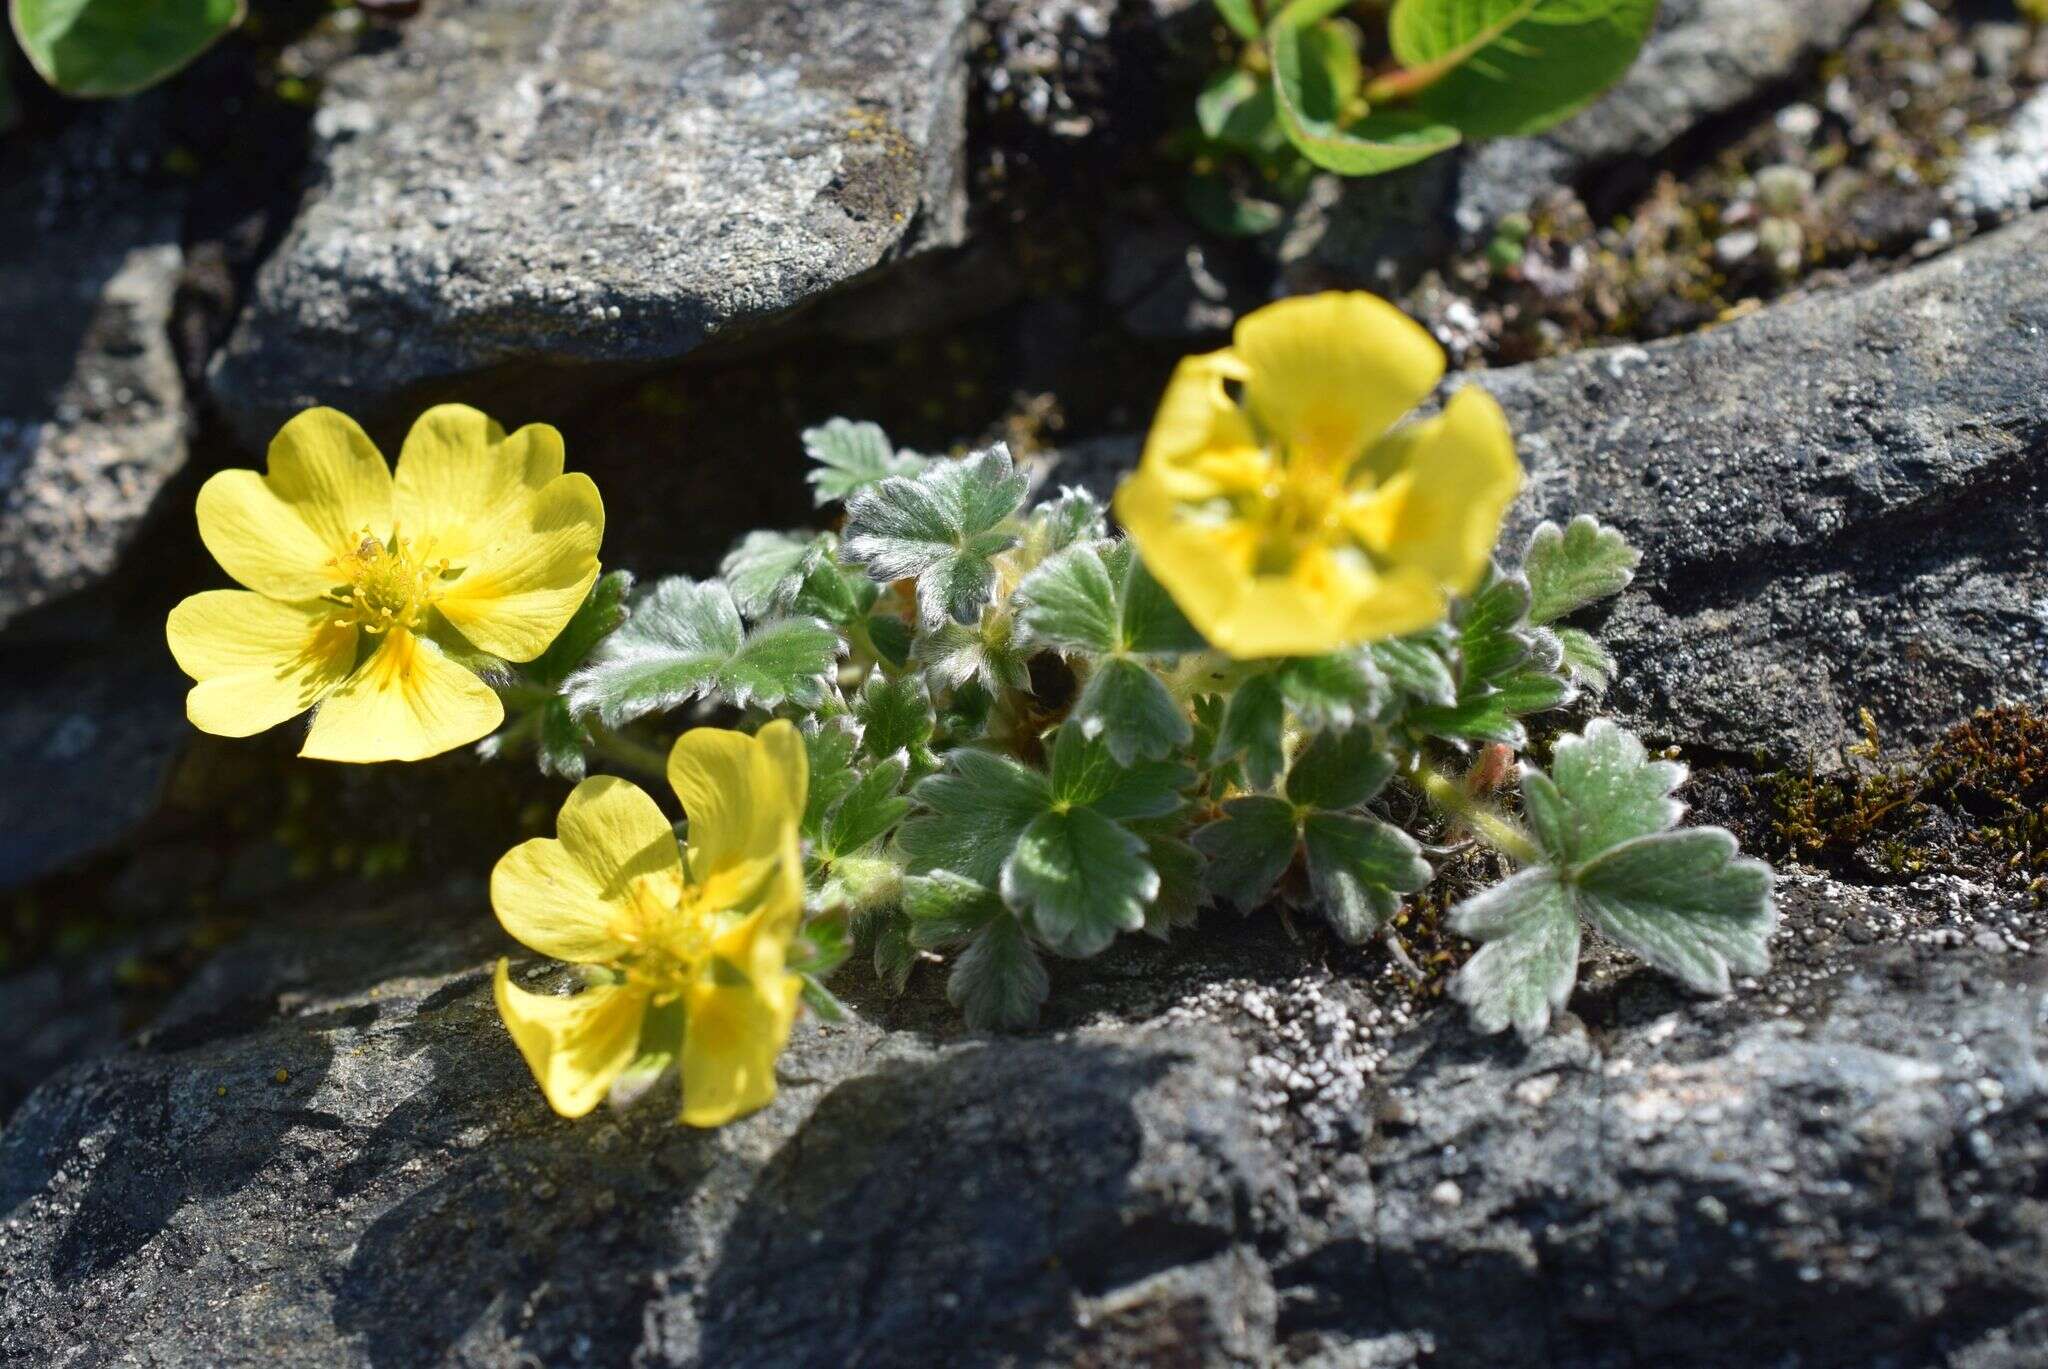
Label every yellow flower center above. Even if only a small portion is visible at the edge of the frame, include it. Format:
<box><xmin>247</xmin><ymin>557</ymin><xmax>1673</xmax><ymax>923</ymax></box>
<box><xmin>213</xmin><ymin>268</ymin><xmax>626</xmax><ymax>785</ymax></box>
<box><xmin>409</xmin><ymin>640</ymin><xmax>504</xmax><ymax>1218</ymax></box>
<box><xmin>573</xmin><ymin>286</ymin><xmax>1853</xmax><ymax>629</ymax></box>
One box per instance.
<box><xmin>606</xmin><ymin>857</ymin><xmax>766</xmax><ymax>991</ymax></box>
<box><xmin>326</xmin><ymin>527</ymin><xmax>450</xmax><ymax>634</ymax></box>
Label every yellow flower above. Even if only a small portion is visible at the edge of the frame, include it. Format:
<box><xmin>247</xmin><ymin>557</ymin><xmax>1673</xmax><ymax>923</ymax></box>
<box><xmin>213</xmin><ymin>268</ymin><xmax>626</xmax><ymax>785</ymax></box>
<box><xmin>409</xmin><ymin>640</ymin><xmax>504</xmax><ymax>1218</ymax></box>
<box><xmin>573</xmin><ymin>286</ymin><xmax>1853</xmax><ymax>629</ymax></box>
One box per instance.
<box><xmin>490</xmin><ymin>721</ymin><xmax>809</xmax><ymax>1127</ymax></box>
<box><xmin>166</xmin><ymin>405</ymin><xmax>605</xmax><ymax>762</ymax></box>
<box><xmin>1113</xmin><ymin>292</ymin><xmax>1522</xmax><ymax>659</ymax></box>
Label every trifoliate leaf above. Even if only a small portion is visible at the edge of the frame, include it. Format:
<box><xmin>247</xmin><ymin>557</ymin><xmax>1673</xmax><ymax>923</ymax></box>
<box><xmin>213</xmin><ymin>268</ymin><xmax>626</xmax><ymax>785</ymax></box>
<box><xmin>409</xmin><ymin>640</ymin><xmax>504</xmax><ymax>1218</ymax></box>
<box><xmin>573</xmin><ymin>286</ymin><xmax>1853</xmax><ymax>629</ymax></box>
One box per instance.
<box><xmin>914</xmin><ymin>617</ymin><xmax>1032</xmax><ymax>694</ymax></box>
<box><xmin>1003</xmin><ymin>806</ymin><xmax>1157</xmax><ymax>957</ymax></box>
<box><xmin>1388</xmin><ymin>0</ymin><xmax>1659</xmax><ymax>141</ymax></box>
<box><xmin>1576</xmin><ymin>829</ymin><xmax>1775</xmax><ymax>994</ymax></box>
<box><xmin>1522</xmin><ymin>516</ymin><xmax>1641</xmax><ymax>625</ymax></box>
<box><xmin>1554</xmin><ymin>625</ymin><xmax>1616</xmax><ymax>696</ymax></box>
<box><xmin>1212</xmin><ymin>672</ymin><xmax>1286</xmax><ymax>789</ymax></box>
<box><xmin>899</xmin><ymin>749</ymin><xmax>1050</xmax><ymax>888</ymax></box>
<box><xmin>853</xmin><ymin>673</ymin><xmax>936</xmax><ymax>767</ymax></box>
<box><xmin>842</xmin><ymin>445</ymin><xmax>1029</xmax><ymax>628</ymax></box>
<box><xmin>803</xmin><ymin>418</ymin><xmax>927</xmax><ymax>506</ymax></box>
<box><xmin>1447</xmin><ymin>868</ymin><xmax>1581</xmax><ymax>1040</ymax></box>
<box><xmin>1276</xmin><ymin>651</ymin><xmax>1388</xmax><ymax>730</ymax></box>
<box><xmin>564</xmin><ymin>579</ymin><xmax>841</xmax><ymax>726</ymax></box>
<box><xmin>1072</xmin><ymin>657</ymin><xmax>1192</xmax><ymax>767</ymax></box>
<box><xmin>1191</xmin><ymin>796</ymin><xmax>1298</xmax><ymax>911</ymax></box>
<box><xmin>819</xmin><ymin>755</ymin><xmax>912</xmax><ymax>860</ymax></box>
<box><xmin>525</xmin><ymin>570</ymin><xmax>633</xmax><ymax>689</ymax></box>
<box><xmin>801</xmin><ymin>717</ymin><xmax>862</xmax><ymax>840</ymax></box>
<box><xmin>1448</xmin><ymin>720</ymin><xmax>1777</xmax><ymax>1041</ymax></box>
<box><xmin>949</xmin><ymin>911</ymin><xmax>1049</xmax><ymax>1031</ymax></box>
<box><xmin>1519</xmin><ymin>718</ymin><xmax>1686</xmax><ymax>865</ymax></box>
<box><xmin>1015</xmin><ymin>540</ymin><xmax>1206</xmax><ymax>657</ymax></box>
<box><xmin>1372</xmin><ymin>636</ymin><xmax>1457</xmax><ymax>708</ymax></box>
<box><xmin>1048</xmin><ymin>722</ymin><xmax>1191</xmax><ymax>820</ymax></box>
<box><xmin>1301</xmin><ymin>812</ymin><xmax>1431</xmax><ymax>942</ymax></box>
<box><xmin>1284</xmin><ymin>727</ymin><xmax>1396</xmax><ymax>812</ymax></box>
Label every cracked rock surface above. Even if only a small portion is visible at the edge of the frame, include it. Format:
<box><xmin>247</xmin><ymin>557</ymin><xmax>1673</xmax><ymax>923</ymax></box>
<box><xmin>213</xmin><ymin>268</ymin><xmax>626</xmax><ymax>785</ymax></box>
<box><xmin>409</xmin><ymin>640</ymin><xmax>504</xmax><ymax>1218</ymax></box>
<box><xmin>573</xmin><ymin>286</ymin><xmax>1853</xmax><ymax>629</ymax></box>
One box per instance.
<box><xmin>207</xmin><ymin>0</ymin><xmax>974</xmax><ymax>446</ymax></box>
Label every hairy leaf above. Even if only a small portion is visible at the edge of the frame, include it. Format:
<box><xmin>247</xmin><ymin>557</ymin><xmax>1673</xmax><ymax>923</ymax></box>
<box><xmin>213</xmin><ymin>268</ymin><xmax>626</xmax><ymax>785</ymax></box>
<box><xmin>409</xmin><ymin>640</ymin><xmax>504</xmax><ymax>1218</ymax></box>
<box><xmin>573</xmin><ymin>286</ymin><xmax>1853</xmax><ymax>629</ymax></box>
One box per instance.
<box><xmin>819</xmin><ymin>755</ymin><xmax>912</xmax><ymax>860</ymax></box>
<box><xmin>1302</xmin><ymin>812</ymin><xmax>1431</xmax><ymax>942</ymax></box>
<box><xmin>903</xmin><ymin>871</ymin><xmax>1006</xmax><ymax>950</ymax></box>
<box><xmin>803</xmin><ymin>418</ymin><xmax>927</xmax><ymax>505</ymax></box>
<box><xmin>564</xmin><ymin>579</ymin><xmax>839</xmax><ymax>726</ymax></box>
<box><xmin>1003</xmin><ymin>806</ymin><xmax>1157</xmax><ymax>957</ymax></box>
<box><xmin>1519</xmin><ymin>718</ymin><xmax>1686</xmax><ymax>865</ymax></box>
<box><xmin>949</xmin><ymin>911</ymin><xmax>1050</xmax><ymax>1031</ymax></box>
<box><xmin>1372</xmin><ymin>635</ymin><xmax>1458</xmax><ymax>707</ymax></box>
<box><xmin>1048</xmin><ymin>722</ymin><xmax>1191</xmax><ymax>820</ymax></box>
<box><xmin>1191</xmin><ymin>796</ymin><xmax>1298</xmax><ymax>911</ymax></box>
<box><xmin>854</xmin><ymin>673</ymin><xmax>936</xmax><ymax>766</ymax></box>
<box><xmin>1073</xmin><ymin>657</ymin><xmax>1193</xmax><ymax>767</ymax></box>
<box><xmin>801</xmin><ymin>717</ymin><xmax>862</xmax><ymax>840</ymax></box>
<box><xmin>526</xmin><ymin>570</ymin><xmax>633</xmax><ymax>689</ymax></box>
<box><xmin>914</xmin><ymin>618</ymin><xmax>1031</xmax><ymax>694</ymax></box>
<box><xmin>842</xmin><ymin>445</ymin><xmax>1028</xmax><ymax>628</ymax></box>
<box><xmin>1554</xmin><ymin>625</ymin><xmax>1615</xmax><ymax>696</ymax></box>
<box><xmin>1284</xmin><ymin>727</ymin><xmax>1396</xmax><ymax>812</ymax></box>
<box><xmin>898</xmin><ymin>749</ymin><xmax>1049</xmax><ymax>888</ymax></box>
<box><xmin>1576</xmin><ymin>829</ymin><xmax>1776</xmax><ymax>994</ymax></box>
<box><xmin>1212</xmin><ymin>673</ymin><xmax>1287</xmax><ymax>789</ymax></box>
<box><xmin>1522</xmin><ymin>515</ymin><xmax>1641</xmax><ymax>625</ymax></box>
<box><xmin>1447</xmin><ymin>867</ymin><xmax>1581</xmax><ymax>1040</ymax></box>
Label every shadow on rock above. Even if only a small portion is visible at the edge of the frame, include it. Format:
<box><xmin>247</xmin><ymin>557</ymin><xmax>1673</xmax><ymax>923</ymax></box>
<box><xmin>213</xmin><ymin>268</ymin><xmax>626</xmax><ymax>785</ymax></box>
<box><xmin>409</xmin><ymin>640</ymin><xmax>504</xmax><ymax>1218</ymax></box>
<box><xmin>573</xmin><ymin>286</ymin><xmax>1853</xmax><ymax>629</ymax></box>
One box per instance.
<box><xmin>698</xmin><ymin>1041</ymin><xmax>1185</xmax><ymax>1365</ymax></box>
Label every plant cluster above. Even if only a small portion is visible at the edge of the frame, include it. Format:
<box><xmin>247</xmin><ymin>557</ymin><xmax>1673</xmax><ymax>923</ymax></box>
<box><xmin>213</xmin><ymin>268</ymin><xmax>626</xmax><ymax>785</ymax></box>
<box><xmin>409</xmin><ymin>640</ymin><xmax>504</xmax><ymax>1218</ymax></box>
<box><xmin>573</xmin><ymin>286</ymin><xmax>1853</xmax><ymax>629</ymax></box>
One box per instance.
<box><xmin>165</xmin><ymin>290</ymin><xmax>1776</xmax><ymax>1126</ymax></box>
<box><xmin>1178</xmin><ymin>0</ymin><xmax>1658</xmax><ymax>235</ymax></box>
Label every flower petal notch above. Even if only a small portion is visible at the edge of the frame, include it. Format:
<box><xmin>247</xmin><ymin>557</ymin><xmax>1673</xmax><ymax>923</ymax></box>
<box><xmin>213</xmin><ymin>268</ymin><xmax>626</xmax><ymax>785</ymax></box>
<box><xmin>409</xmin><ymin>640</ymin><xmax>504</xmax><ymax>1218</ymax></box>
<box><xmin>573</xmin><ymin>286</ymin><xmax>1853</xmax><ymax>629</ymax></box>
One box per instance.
<box><xmin>490</xmin><ymin>722</ymin><xmax>809</xmax><ymax>1126</ymax></box>
<box><xmin>1113</xmin><ymin>291</ymin><xmax>1522</xmax><ymax>659</ymax></box>
<box><xmin>166</xmin><ymin>404</ymin><xmax>605</xmax><ymax>763</ymax></box>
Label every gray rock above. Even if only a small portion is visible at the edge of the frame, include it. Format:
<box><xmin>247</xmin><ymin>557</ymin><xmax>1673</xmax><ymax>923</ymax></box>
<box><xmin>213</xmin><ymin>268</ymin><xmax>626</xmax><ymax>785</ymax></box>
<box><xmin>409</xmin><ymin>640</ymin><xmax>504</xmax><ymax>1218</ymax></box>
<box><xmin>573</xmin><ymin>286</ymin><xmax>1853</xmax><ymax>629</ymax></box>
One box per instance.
<box><xmin>0</xmin><ymin>102</ymin><xmax>191</xmax><ymax>631</ymax></box>
<box><xmin>0</xmin><ymin>860</ymin><xmax>2040</xmax><ymax>1365</ymax></box>
<box><xmin>207</xmin><ymin>0</ymin><xmax>975</xmax><ymax>447</ymax></box>
<box><xmin>1282</xmin><ymin>0</ymin><xmax>1873</xmax><ymax>290</ymax></box>
<box><xmin>1052</xmin><ymin>212</ymin><xmax>2048</xmax><ymax>766</ymax></box>
<box><xmin>1949</xmin><ymin>85</ymin><xmax>2048</xmax><ymax>223</ymax></box>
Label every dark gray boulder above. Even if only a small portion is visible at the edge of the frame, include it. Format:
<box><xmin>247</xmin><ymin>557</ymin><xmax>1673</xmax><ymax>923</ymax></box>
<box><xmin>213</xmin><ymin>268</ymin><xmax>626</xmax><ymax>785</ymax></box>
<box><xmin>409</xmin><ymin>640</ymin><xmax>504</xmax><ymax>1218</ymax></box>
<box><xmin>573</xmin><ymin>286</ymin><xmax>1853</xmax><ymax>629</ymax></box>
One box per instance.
<box><xmin>0</xmin><ymin>100</ymin><xmax>191</xmax><ymax>631</ymax></box>
<box><xmin>207</xmin><ymin>0</ymin><xmax>975</xmax><ymax>447</ymax></box>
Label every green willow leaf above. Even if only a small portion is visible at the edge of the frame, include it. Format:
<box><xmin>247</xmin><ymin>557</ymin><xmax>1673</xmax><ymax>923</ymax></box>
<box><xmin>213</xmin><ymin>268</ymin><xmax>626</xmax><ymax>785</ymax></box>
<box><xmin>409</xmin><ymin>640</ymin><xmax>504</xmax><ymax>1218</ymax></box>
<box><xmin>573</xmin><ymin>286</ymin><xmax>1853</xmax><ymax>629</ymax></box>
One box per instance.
<box><xmin>1269</xmin><ymin>4</ymin><xmax>1460</xmax><ymax>176</ymax></box>
<box><xmin>1386</xmin><ymin>0</ymin><xmax>1658</xmax><ymax>141</ymax></box>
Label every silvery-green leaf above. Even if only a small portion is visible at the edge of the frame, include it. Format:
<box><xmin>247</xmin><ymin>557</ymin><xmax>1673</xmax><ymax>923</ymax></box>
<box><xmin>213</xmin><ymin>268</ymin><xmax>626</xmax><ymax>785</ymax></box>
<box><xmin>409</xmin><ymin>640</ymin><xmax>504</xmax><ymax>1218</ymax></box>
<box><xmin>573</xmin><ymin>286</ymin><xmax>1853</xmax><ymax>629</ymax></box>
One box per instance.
<box><xmin>1026</xmin><ymin>487</ymin><xmax>1108</xmax><ymax>557</ymax></box>
<box><xmin>1072</xmin><ymin>657</ymin><xmax>1192</xmax><ymax>767</ymax></box>
<box><xmin>1276</xmin><ymin>651</ymin><xmax>1388</xmax><ymax>730</ymax></box>
<box><xmin>1002</xmin><ymin>807</ymin><xmax>1156</xmax><ymax>957</ymax></box>
<box><xmin>1575</xmin><ymin>829</ymin><xmax>1775</xmax><ymax>995</ymax></box>
<box><xmin>563</xmin><ymin>578</ymin><xmax>840</xmax><ymax>726</ymax></box>
<box><xmin>1212</xmin><ymin>673</ymin><xmax>1286</xmax><ymax>789</ymax></box>
<box><xmin>1372</xmin><ymin>636</ymin><xmax>1457</xmax><ymax>708</ymax></box>
<box><xmin>1302</xmin><ymin>812</ymin><xmax>1431</xmax><ymax>942</ymax></box>
<box><xmin>1522</xmin><ymin>516</ymin><xmax>1641</xmax><ymax>625</ymax></box>
<box><xmin>1520</xmin><ymin>718</ymin><xmax>1686</xmax><ymax>865</ymax></box>
<box><xmin>819</xmin><ymin>755</ymin><xmax>912</xmax><ymax>860</ymax></box>
<box><xmin>854</xmin><ymin>673</ymin><xmax>936</xmax><ymax>766</ymax></box>
<box><xmin>1284</xmin><ymin>727</ymin><xmax>1395</xmax><ymax>812</ymax></box>
<box><xmin>1458</xmin><ymin>566</ymin><xmax>1535</xmax><ymax>682</ymax></box>
<box><xmin>842</xmin><ymin>445</ymin><xmax>1028</xmax><ymax>628</ymax></box>
<box><xmin>903</xmin><ymin>871</ymin><xmax>1005</xmax><ymax>949</ymax></box>
<box><xmin>1406</xmin><ymin>690</ymin><xmax>1527</xmax><ymax>748</ymax></box>
<box><xmin>913</xmin><ymin>618</ymin><xmax>1031</xmax><ymax>694</ymax></box>
<box><xmin>535</xmin><ymin>698</ymin><xmax>591</xmax><ymax>782</ymax></box>
<box><xmin>1015</xmin><ymin>542</ymin><xmax>1120</xmax><ymax>654</ymax></box>
<box><xmin>1048</xmin><ymin>721</ymin><xmax>1191</xmax><ymax>820</ymax></box>
<box><xmin>1110</xmin><ymin>542</ymin><xmax>1208</xmax><ymax>654</ymax></box>
<box><xmin>1191</xmin><ymin>796</ymin><xmax>1298</xmax><ymax>911</ymax></box>
<box><xmin>720</xmin><ymin>530</ymin><xmax>822</xmax><ymax>619</ymax></box>
<box><xmin>801</xmin><ymin>717</ymin><xmax>862</xmax><ymax>840</ymax></box>
<box><xmin>803</xmin><ymin>418</ymin><xmax>927</xmax><ymax>505</ymax></box>
<box><xmin>1447</xmin><ymin>867</ymin><xmax>1581</xmax><ymax>1041</ymax></box>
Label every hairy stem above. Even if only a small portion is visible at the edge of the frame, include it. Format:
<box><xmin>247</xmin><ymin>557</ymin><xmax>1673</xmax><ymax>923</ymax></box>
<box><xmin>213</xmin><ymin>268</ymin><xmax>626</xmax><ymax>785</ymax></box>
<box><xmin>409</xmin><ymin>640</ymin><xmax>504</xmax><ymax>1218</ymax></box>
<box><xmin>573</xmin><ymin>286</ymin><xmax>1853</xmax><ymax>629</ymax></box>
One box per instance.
<box><xmin>586</xmin><ymin>721</ymin><xmax>671</xmax><ymax>782</ymax></box>
<box><xmin>1414</xmin><ymin>762</ymin><xmax>1541</xmax><ymax>866</ymax></box>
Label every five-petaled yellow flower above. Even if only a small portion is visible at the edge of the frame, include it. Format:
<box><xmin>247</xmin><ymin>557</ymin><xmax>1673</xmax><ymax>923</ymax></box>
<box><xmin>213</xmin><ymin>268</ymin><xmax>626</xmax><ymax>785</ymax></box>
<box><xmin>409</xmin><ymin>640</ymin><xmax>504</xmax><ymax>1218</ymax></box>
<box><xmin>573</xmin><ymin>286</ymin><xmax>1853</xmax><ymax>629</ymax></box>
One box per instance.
<box><xmin>1114</xmin><ymin>292</ymin><xmax>1522</xmax><ymax>658</ymax></box>
<box><xmin>166</xmin><ymin>405</ymin><xmax>605</xmax><ymax>762</ymax></box>
<box><xmin>491</xmin><ymin>722</ymin><xmax>809</xmax><ymax>1127</ymax></box>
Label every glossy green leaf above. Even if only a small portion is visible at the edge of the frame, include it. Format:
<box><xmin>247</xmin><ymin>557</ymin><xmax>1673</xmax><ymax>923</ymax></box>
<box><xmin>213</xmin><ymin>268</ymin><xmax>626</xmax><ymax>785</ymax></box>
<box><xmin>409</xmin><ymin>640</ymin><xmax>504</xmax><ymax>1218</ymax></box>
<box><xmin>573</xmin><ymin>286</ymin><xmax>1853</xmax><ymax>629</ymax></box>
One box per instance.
<box><xmin>13</xmin><ymin>0</ymin><xmax>244</xmax><ymax>98</ymax></box>
<box><xmin>1387</xmin><ymin>0</ymin><xmax>1658</xmax><ymax>140</ymax></box>
<box><xmin>1270</xmin><ymin>4</ymin><xmax>1461</xmax><ymax>176</ymax></box>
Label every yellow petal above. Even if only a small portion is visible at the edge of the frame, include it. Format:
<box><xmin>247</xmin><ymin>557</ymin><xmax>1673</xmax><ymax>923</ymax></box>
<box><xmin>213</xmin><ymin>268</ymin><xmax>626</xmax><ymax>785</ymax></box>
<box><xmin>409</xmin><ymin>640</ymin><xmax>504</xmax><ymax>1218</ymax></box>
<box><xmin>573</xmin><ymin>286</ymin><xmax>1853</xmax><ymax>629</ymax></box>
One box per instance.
<box><xmin>1369</xmin><ymin>386</ymin><xmax>1523</xmax><ymax>594</ymax></box>
<box><xmin>392</xmin><ymin>405</ymin><xmax>605</xmax><ymax>663</ymax></box>
<box><xmin>665</xmin><ymin>723</ymin><xmax>807</xmax><ymax>883</ymax></box>
<box><xmin>300</xmin><ymin>626</ymin><xmax>503</xmax><ymax>762</ymax></box>
<box><xmin>493</xmin><ymin>959</ymin><xmax>646</xmax><ymax>1118</ymax></box>
<box><xmin>196</xmin><ymin>408</ymin><xmax>395</xmax><ymax>600</ymax></box>
<box><xmin>1233</xmin><ymin>293</ymin><xmax>1445</xmax><ymax>466</ymax></box>
<box><xmin>680</xmin><ymin>912</ymin><xmax>803</xmax><ymax>1127</ymax></box>
<box><xmin>1115</xmin><ymin>464</ymin><xmax>1251</xmax><ymax>654</ymax></box>
<box><xmin>166</xmin><ymin>590</ymin><xmax>359</xmax><ymax>737</ymax></box>
<box><xmin>1139</xmin><ymin>349</ymin><xmax>1257</xmax><ymax>479</ymax></box>
<box><xmin>492</xmin><ymin>775</ymin><xmax>684</xmax><ymax>963</ymax></box>
<box><xmin>434</xmin><ymin>474</ymin><xmax>604</xmax><ymax>662</ymax></box>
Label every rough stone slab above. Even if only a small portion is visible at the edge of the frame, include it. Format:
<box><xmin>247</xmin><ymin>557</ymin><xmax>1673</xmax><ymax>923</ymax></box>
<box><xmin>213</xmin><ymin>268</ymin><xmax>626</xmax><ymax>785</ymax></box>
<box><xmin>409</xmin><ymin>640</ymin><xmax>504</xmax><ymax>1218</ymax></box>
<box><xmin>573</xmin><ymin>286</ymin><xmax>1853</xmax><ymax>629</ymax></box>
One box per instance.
<box><xmin>207</xmin><ymin>0</ymin><xmax>974</xmax><ymax>447</ymax></box>
<box><xmin>0</xmin><ymin>102</ymin><xmax>191</xmax><ymax>631</ymax></box>
<box><xmin>1048</xmin><ymin>213</ymin><xmax>2048</xmax><ymax>765</ymax></box>
<box><xmin>0</xmin><ymin>866</ymin><xmax>2040</xmax><ymax>1365</ymax></box>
